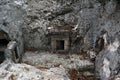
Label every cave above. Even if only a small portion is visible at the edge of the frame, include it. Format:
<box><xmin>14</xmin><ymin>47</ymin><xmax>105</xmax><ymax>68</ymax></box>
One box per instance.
<box><xmin>0</xmin><ymin>39</ymin><xmax>9</xmax><ymax>46</ymax></box>
<box><xmin>0</xmin><ymin>30</ymin><xmax>9</xmax><ymax>63</ymax></box>
<box><xmin>56</xmin><ymin>40</ymin><xmax>65</xmax><ymax>50</ymax></box>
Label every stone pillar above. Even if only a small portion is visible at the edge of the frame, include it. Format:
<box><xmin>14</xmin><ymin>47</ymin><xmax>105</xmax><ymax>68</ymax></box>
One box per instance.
<box><xmin>51</xmin><ymin>40</ymin><xmax>56</xmax><ymax>51</ymax></box>
<box><xmin>4</xmin><ymin>41</ymin><xmax>18</xmax><ymax>62</ymax></box>
<box><xmin>64</xmin><ymin>39</ymin><xmax>69</xmax><ymax>50</ymax></box>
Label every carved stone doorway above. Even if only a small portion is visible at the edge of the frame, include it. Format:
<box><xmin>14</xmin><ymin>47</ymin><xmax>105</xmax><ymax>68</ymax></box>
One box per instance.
<box><xmin>51</xmin><ymin>38</ymin><xmax>69</xmax><ymax>51</ymax></box>
<box><xmin>56</xmin><ymin>40</ymin><xmax>64</xmax><ymax>50</ymax></box>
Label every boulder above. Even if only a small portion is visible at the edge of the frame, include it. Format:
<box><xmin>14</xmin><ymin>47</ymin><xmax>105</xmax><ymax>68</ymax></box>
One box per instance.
<box><xmin>95</xmin><ymin>38</ymin><xmax>120</xmax><ymax>80</ymax></box>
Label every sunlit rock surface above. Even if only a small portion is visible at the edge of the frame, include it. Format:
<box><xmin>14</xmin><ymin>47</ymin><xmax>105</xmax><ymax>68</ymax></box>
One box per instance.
<box><xmin>1</xmin><ymin>0</ymin><xmax>120</xmax><ymax>51</ymax></box>
<box><xmin>0</xmin><ymin>0</ymin><xmax>120</xmax><ymax>79</ymax></box>
<box><xmin>0</xmin><ymin>60</ymin><xmax>70</xmax><ymax>80</ymax></box>
<box><xmin>0</xmin><ymin>0</ymin><xmax>26</xmax><ymax>61</ymax></box>
<box><xmin>22</xmin><ymin>0</ymin><xmax>120</xmax><ymax>51</ymax></box>
<box><xmin>95</xmin><ymin>38</ymin><xmax>120</xmax><ymax>80</ymax></box>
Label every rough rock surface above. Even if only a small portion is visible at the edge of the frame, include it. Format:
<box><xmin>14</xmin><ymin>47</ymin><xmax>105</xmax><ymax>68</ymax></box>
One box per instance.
<box><xmin>1</xmin><ymin>0</ymin><xmax>120</xmax><ymax>79</ymax></box>
<box><xmin>22</xmin><ymin>0</ymin><xmax>120</xmax><ymax>51</ymax></box>
<box><xmin>95</xmin><ymin>37</ymin><xmax>120</xmax><ymax>80</ymax></box>
<box><xmin>0</xmin><ymin>0</ymin><xmax>26</xmax><ymax>59</ymax></box>
<box><xmin>0</xmin><ymin>60</ymin><xmax>70</xmax><ymax>80</ymax></box>
<box><xmin>1</xmin><ymin>0</ymin><xmax>120</xmax><ymax>51</ymax></box>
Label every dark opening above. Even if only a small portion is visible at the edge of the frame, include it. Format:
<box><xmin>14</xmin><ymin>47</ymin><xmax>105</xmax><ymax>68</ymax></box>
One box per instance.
<box><xmin>95</xmin><ymin>37</ymin><xmax>104</xmax><ymax>51</ymax></box>
<box><xmin>15</xmin><ymin>47</ymin><xmax>19</xmax><ymax>59</ymax></box>
<box><xmin>56</xmin><ymin>40</ymin><xmax>64</xmax><ymax>50</ymax></box>
<box><xmin>0</xmin><ymin>31</ymin><xmax>9</xmax><ymax>63</ymax></box>
<box><xmin>0</xmin><ymin>39</ymin><xmax>9</xmax><ymax>46</ymax></box>
<box><xmin>0</xmin><ymin>39</ymin><xmax>9</xmax><ymax>63</ymax></box>
<box><xmin>0</xmin><ymin>51</ymin><xmax>5</xmax><ymax>63</ymax></box>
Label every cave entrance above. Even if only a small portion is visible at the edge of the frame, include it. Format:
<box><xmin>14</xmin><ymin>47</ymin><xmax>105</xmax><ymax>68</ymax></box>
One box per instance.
<box><xmin>0</xmin><ymin>39</ymin><xmax>9</xmax><ymax>46</ymax></box>
<box><xmin>56</xmin><ymin>40</ymin><xmax>64</xmax><ymax>50</ymax></box>
<box><xmin>0</xmin><ymin>30</ymin><xmax>9</xmax><ymax>63</ymax></box>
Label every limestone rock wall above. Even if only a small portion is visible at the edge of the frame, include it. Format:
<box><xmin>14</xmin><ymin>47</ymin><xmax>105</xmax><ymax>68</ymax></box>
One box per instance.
<box><xmin>22</xmin><ymin>0</ymin><xmax>120</xmax><ymax>51</ymax></box>
<box><xmin>95</xmin><ymin>37</ymin><xmax>120</xmax><ymax>80</ymax></box>
<box><xmin>0</xmin><ymin>0</ymin><xmax>26</xmax><ymax>58</ymax></box>
<box><xmin>1</xmin><ymin>0</ymin><xmax>120</xmax><ymax>79</ymax></box>
<box><xmin>0</xmin><ymin>0</ymin><xmax>120</xmax><ymax>54</ymax></box>
<box><xmin>1</xmin><ymin>0</ymin><xmax>120</xmax><ymax>52</ymax></box>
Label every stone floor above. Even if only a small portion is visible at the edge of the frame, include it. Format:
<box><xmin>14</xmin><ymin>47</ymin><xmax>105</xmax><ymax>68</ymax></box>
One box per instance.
<box><xmin>23</xmin><ymin>51</ymin><xmax>95</xmax><ymax>80</ymax></box>
<box><xmin>23</xmin><ymin>51</ymin><xmax>93</xmax><ymax>69</ymax></box>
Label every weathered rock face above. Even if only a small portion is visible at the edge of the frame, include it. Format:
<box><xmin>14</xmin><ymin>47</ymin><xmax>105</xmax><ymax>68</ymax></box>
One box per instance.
<box><xmin>95</xmin><ymin>37</ymin><xmax>120</xmax><ymax>80</ymax></box>
<box><xmin>78</xmin><ymin>0</ymin><xmax>120</xmax><ymax>51</ymax></box>
<box><xmin>1</xmin><ymin>0</ymin><xmax>120</xmax><ymax>79</ymax></box>
<box><xmin>21</xmin><ymin>0</ymin><xmax>120</xmax><ymax>51</ymax></box>
<box><xmin>0</xmin><ymin>0</ymin><xmax>26</xmax><ymax>59</ymax></box>
<box><xmin>0</xmin><ymin>61</ymin><xmax>70</xmax><ymax>80</ymax></box>
<box><xmin>0</xmin><ymin>0</ymin><xmax>120</xmax><ymax>52</ymax></box>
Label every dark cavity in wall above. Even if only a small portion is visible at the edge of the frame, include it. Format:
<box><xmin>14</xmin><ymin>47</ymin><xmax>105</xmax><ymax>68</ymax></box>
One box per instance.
<box><xmin>0</xmin><ymin>30</ymin><xmax>9</xmax><ymax>63</ymax></box>
<box><xmin>0</xmin><ymin>39</ymin><xmax>9</xmax><ymax>46</ymax></box>
<box><xmin>14</xmin><ymin>47</ymin><xmax>19</xmax><ymax>59</ymax></box>
<box><xmin>95</xmin><ymin>37</ymin><xmax>104</xmax><ymax>52</ymax></box>
<box><xmin>56</xmin><ymin>40</ymin><xmax>65</xmax><ymax>50</ymax></box>
<box><xmin>0</xmin><ymin>51</ymin><xmax>5</xmax><ymax>63</ymax></box>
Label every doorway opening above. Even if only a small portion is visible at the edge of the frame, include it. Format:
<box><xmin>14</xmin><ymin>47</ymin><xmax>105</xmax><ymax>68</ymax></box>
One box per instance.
<box><xmin>0</xmin><ymin>39</ymin><xmax>9</xmax><ymax>46</ymax></box>
<box><xmin>56</xmin><ymin>40</ymin><xmax>64</xmax><ymax>50</ymax></box>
